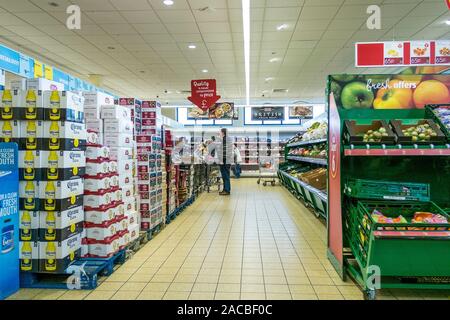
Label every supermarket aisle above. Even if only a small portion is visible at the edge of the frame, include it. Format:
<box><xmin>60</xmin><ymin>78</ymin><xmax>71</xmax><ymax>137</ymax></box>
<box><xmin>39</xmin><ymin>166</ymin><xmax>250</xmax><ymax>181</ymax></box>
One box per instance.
<box><xmin>9</xmin><ymin>179</ymin><xmax>450</xmax><ymax>300</ymax></box>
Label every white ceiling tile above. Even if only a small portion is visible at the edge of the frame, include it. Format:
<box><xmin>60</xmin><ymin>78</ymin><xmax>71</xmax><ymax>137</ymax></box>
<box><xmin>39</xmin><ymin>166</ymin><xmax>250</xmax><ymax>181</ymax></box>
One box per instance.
<box><xmin>336</xmin><ymin>5</ymin><xmax>367</xmax><ymax>19</ymax></box>
<box><xmin>121</xmin><ymin>11</ymin><xmax>160</xmax><ymax>24</ymax></box>
<box><xmin>156</xmin><ymin>10</ymin><xmax>195</xmax><ymax>22</ymax></box>
<box><xmin>300</xmin><ymin>6</ymin><xmax>339</xmax><ymax>20</ymax></box>
<box><xmin>150</xmin><ymin>42</ymin><xmax>179</xmax><ymax>51</ymax></box>
<box><xmin>295</xmin><ymin>19</ymin><xmax>330</xmax><ymax>31</ymax></box>
<box><xmin>0</xmin><ymin>0</ymin><xmax>41</xmax><ymax>12</ymax></box>
<box><xmin>291</xmin><ymin>29</ymin><xmax>324</xmax><ymax>40</ymax></box>
<box><xmin>100</xmin><ymin>23</ymin><xmax>136</xmax><ymax>35</ymax></box>
<box><xmin>37</xmin><ymin>24</ymin><xmax>74</xmax><ymax>36</ymax></box>
<box><xmin>85</xmin><ymin>11</ymin><xmax>127</xmax><ymax>24</ymax></box>
<box><xmin>172</xmin><ymin>33</ymin><xmax>203</xmax><ymax>42</ymax></box>
<box><xmin>166</xmin><ymin>23</ymin><xmax>200</xmax><ymax>34</ymax></box>
<box><xmin>265</xmin><ymin>7</ymin><xmax>301</xmax><ymax>21</ymax></box>
<box><xmin>262</xmin><ymin>32</ymin><xmax>293</xmax><ymax>42</ymax></box>
<box><xmin>48</xmin><ymin>11</ymin><xmax>95</xmax><ymax>24</ymax></box>
<box><xmin>142</xmin><ymin>34</ymin><xmax>176</xmax><ymax>43</ymax></box>
<box><xmin>289</xmin><ymin>40</ymin><xmax>317</xmax><ymax>49</ymax></box>
<box><xmin>148</xmin><ymin>0</ymin><xmax>190</xmax><ymax>10</ymax></box>
<box><xmin>133</xmin><ymin>23</ymin><xmax>168</xmax><ymax>34</ymax></box>
<box><xmin>193</xmin><ymin>8</ymin><xmax>228</xmax><ymax>22</ymax></box>
<box><xmin>14</xmin><ymin>12</ymin><xmax>62</xmax><ymax>25</ymax></box>
<box><xmin>72</xmin><ymin>0</ymin><xmax>116</xmax><ymax>10</ymax></box>
<box><xmin>202</xmin><ymin>33</ymin><xmax>232</xmax><ymax>42</ymax></box>
<box><xmin>198</xmin><ymin>22</ymin><xmax>231</xmax><ymax>33</ymax></box>
<box><xmin>188</xmin><ymin>0</ymin><xmax>228</xmax><ymax>9</ymax></box>
<box><xmin>266</xmin><ymin>0</ymin><xmax>304</xmax><ymax>7</ymax></box>
<box><xmin>110</xmin><ymin>0</ymin><xmax>153</xmax><ymax>10</ymax></box>
<box><xmin>75</xmin><ymin>24</ymin><xmax>107</xmax><ymax>36</ymax></box>
<box><xmin>328</xmin><ymin>18</ymin><xmax>365</xmax><ymax>30</ymax></box>
<box><xmin>0</xmin><ymin>13</ymin><xmax>30</xmax><ymax>25</ymax></box>
<box><xmin>112</xmin><ymin>35</ymin><xmax>146</xmax><ymax>45</ymax></box>
<box><xmin>3</xmin><ymin>25</ymin><xmax>46</xmax><ymax>36</ymax></box>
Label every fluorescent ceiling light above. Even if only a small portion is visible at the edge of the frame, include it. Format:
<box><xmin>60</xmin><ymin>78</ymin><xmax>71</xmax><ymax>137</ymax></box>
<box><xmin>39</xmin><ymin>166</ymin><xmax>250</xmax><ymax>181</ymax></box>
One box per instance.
<box><xmin>242</xmin><ymin>0</ymin><xmax>250</xmax><ymax>107</ymax></box>
<box><xmin>276</xmin><ymin>24</ymin><xmax>288</xmax><ymax>31</ymax></box>
<box><xmin>188</xmin><ymin>44</ymin><xmax>196</xmax><ymax>49</ymax></box>
<box><xmin>202</xmin><ymin>69</ymin><xmax>208</xmax><ymax>73</ymax></box>
<box><xmin>446</xmin><ymin>20</ymin><xmax>450</xmax><ymax>25</ymax></box>
<box><xmin>163</xmin><ymin>0</ymin><xmax>174</xmax><ymax>6</ymax></box>
<box><xmin>265</xmin><ymin>77</ymin><xmax>274</xmax><ymax>82</ymax></box>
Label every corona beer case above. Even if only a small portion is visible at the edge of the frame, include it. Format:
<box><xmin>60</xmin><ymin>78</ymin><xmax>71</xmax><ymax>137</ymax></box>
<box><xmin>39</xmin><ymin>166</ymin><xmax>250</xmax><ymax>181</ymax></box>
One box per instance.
<box><xmin>17</xmin><ymin>120</ymin><xmax>44</xmax><ymax>150</ymax></box>
<box><xmin>19</xmin><ymin>210</ymin><xmax>39</xmax><ymax>242</ymax></box>
<box><xmin>38</xmin><ymin>206</ymin><xmax>84</xmax><ymax>242</ymax></box>
<box><xmin>41</xmin><ymin>121</ymin><xmax>86</xmax><ymax>151</ymax></box>
<box><xmin>0</xmin><ymin>90</ymin><xmax>21</xmax><ymax>120</ymax></box>
<box><xmin>19</xmin><ymin>241</ymin><xmax>39</xmax><ymax>272</ymax></box>
<box><xmin>26</xmin><ymin>78</ymin><xmax>64</xmax><ymax>92</ymax></box>
<box><xmin>19</xmin><ymin>180</ymin><xmax>40</xmax><ymax>211</ymax></box>
<box><xmin>0</xmin><ymin>119</ymin><xmax>20</xmax><ymax>144</ymax></box>
<box><xmin>38</xmin><ymin>233</ymin><xmax>82</xmax><ymax>273</ymax></box>
<box><xmin>18</xmin><ymin>150</ymin><xmax>42</xmax><ymax>181</ymax></box>
<box><xmin>17</xmin><ymin>90</ymin><xmax>45</xmax><ymax>120</ymax></box>
<box><xmin>38</xmin><ymin>179</ymin><xmax>84</xmax><ymax>212</ymax></box>
<box><xmin>39</xmin><ymin>150</ymin><xmax>86</xmax><ymax>181</ymax></box>
<box><xmin>43</xmin><ymin>91</ymin><xmax>84</xmax><ymax>123</ymax></box>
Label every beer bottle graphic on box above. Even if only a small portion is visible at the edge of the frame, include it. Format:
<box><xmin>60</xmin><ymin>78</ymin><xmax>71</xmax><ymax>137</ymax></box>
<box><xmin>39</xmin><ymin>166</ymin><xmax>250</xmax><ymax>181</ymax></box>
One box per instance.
<box><xmin>1</xmin><ymin>89</ymin><xmax>13</xmax><ymax>119</ymax></box>
<box><xmin>21</xmin><ymin>242</ymin><xmax>33</xmax><ymax>271</ymax></box>
<box><xmin>49</xmin><ymin>91</ymin><xmax>61</xmax><ymax>121</ymax></box>
<box><xmin>23</xmin><ymin>151</ymin><xmax>35</xmax><ymax>180</ymax></box>
<box><xmin>25</xmin><ymin>90</ymin><xmax>37</xmax><ymax>120</ymax></box>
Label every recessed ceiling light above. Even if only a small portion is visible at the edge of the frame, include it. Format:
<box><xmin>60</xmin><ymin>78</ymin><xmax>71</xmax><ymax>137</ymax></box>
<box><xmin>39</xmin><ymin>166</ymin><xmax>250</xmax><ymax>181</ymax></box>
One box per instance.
<box><xmin>48</xmin><ymin>2</ymin><xmax>59</xmax><ymax>7</ymax></box>
<box><xmin>163</xmin><ymin>0</ymin><xmax>174</xmax><ymax>6</ymax></box>
<box><xmin>269</xmin><ymin>57</ymin><xmax>280</xmax><ymax>63</ymax></box>
<box><xmin>276</xmin><ymin>24</ymin><xmax>288</xmax><ymax>31</ymax></box>
<box><xmin>188</xmin><ymin>44</ymin><xmax>196</xmax><ymax>49</ymax></box>
<box><xmin>265</xmin><ymin>77</ymin><xmax>274</xmax><ymax>82</ymax></box>
<box><xmin>446</xmin><ymin>20</ymin><xmax>450</xmax><ymax>26</ymax></box>
<box><xmin>107</xmin><ymin>46</ymin><xmax>115</xmax><ymax>50</ymax></box>
<box><xmin>202</xmin><ymin>69</ymin><xmax>208</xmax><ymax>73</ymax></box>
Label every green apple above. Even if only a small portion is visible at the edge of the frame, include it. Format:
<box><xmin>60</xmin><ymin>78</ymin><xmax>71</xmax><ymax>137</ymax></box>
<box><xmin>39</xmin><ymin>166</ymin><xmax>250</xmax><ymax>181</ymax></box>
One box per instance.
<box><xmin>331</xmin><ymin>74</ymin><xmax>356</xmax><ymax>83</ymax></box>
<box><xmin>341</xmin><ymin>82</ymin><xmax>374</xmax><ymax>109</ymax></box>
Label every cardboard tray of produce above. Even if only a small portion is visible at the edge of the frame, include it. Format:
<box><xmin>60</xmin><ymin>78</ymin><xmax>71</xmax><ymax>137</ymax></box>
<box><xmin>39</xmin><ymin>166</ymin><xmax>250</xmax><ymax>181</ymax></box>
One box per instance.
<box><xmin>344</xmin><ymin>120</ymin><xmax>396</xmax><ymax>145</ymax></box>
<box><xmin>425</xmin><ymin>105</ymin><xmax>450</xmax><ymax>141</ymax></box>
<box><xmin>390</xmin><ymin>119</ymin><xmax>446</xmax><ymax>145</ymax></box>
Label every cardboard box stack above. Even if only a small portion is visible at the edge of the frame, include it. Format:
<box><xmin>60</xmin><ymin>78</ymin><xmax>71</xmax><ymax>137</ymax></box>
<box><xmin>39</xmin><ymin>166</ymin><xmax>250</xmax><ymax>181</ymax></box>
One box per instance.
<box><xmin>82</xmin><ymin>93</ymin><xmax>139</xmax><ymax>257</ymax></box>
<box><xmin>0</xmin><ymin>78</ymin><xmax>87</xmax><ymax>274</ymax></box>
<box><xmin>163</xmin><ymin>129</ymin><xmax>177</xmax><ymax>216</ymax></box>
<box><xmin>136</xmin><ymin>101</ymin><xmax>164</xmax><ymax>231</ymax></box>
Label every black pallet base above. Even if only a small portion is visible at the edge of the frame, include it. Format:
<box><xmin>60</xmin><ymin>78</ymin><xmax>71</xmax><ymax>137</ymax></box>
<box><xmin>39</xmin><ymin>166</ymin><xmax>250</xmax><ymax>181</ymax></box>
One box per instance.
<box><xmin>146</xmin><ymin>223</ymin><xmax>163</xmax><ymax>241</ymax></box>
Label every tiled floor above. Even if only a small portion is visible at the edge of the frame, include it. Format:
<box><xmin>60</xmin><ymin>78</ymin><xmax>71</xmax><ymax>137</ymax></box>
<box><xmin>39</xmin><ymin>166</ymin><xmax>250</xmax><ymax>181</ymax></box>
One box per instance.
<box><xmin>9</xmin><ymin>179</ymin><xmax>450</xmax><ymax>300</ymax></box>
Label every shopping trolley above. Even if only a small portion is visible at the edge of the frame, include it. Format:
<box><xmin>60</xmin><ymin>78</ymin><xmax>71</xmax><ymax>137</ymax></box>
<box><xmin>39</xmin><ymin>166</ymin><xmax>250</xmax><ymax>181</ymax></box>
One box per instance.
<box><xmin>257</xmin><ymin>157</ymin><xmax>278</xmax><ymax>186</ymax></box>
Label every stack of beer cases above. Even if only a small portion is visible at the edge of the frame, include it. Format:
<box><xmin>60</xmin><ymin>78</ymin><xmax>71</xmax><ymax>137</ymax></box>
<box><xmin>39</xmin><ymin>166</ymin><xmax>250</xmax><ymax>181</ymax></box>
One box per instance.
<box><xmin>160</xmin><ymin>154</ymin><xmax>167</xmax><ymax>222</ymax></box>
<box><xmin>136</xmin><ymin>101</ymin><xmax>164</xmax><ymax>231</ymax></box>
<box><xmin>0</xmin><ymin>78</ymin><xmax>87</xmax><ymax>274</ymax></box>
<box><xmin>162</xmin><ymin>129</ymin><xmax>177</xmax><ymax>217</ymax></box>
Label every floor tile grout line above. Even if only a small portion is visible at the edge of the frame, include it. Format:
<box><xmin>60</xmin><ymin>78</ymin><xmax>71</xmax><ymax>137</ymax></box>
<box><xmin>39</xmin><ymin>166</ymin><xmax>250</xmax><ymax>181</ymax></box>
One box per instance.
<box><xmin>211</xmin><ymin>191</ymin><xmax>240</xmax><ymax>299</ymax></box>
<box><xmin>129</xmin><ymin>193</ymin><xmax>220</xmax><ymax>299</ymax></box>
<box><xmin>253</xmin><ymin>187</ymin><xmax>268</xmax><ymax>300</ymax></box>
<box><xmin>261</xmin><ymin>197</ymin><xmax>293</xmax><ymax>299</ymax></box>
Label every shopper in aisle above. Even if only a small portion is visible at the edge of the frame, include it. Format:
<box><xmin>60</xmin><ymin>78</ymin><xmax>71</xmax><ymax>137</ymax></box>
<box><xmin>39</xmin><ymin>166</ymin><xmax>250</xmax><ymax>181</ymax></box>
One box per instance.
<box><xmin>232</xmin><ymin>144</ymin><xmax>242</xmax><ymax>178</ymax></box>
<box><xmin>208</xmin><ymin>128</ymin><xmax>234</xmax><ymax>195</ymax></box>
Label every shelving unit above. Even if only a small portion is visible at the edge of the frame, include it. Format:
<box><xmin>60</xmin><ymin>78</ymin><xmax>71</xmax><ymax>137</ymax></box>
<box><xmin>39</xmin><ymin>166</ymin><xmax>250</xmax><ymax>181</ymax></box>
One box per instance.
<box><xmin>286</xmin><ymin>156</ymin><xmax>327</xmax><ymax>166</ymax></box>
<box><xmin>327</xmin><ymin>73</ymin><xmax>450</xmax><ymax>300</ymax></box>
<box><xmin>287</xmin><ymin>138</ymin><xmax>328</xmax><ymax>148</ymax></box>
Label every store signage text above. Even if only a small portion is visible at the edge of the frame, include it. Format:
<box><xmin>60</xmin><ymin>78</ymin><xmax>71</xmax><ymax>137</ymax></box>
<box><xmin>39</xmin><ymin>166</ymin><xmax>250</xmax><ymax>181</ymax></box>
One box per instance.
<box><xmin>187</xmin><ymin>79</ymin><xmax>221</xmax><ymax>111</ymax></box>
<box><xmin>251</xmin><ymin>106</ymin><xmax>284</xmax><ymax>120</ymax></box>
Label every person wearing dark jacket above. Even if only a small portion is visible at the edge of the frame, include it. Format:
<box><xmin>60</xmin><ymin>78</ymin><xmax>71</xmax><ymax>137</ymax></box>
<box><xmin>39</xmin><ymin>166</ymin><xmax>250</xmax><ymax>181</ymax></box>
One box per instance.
<box><xmin>208</xmin><ymin>128</ymin><xmax>233</xmax><ymax>195</ymax></box>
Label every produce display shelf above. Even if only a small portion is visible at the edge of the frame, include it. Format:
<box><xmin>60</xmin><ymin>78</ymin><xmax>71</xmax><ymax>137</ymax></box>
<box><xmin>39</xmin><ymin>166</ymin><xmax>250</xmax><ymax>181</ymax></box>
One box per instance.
<box><xmin>280</xmin><ymin>171</ymin><xmax>327</xmax><ymax>202</ymax></box>
<box><xmin>287</xmin><ymin>156</ymin><xmax>327</xmax><ymax>166</ymax></box>
<box><xmin>286</xmin><ymin>138</ymin><xmax>327</xmax><ymax>148</ymax></box>
<box><xmin>344</xmin><ymin>145</ymin><xmax>450</xmax><ymax>156</ymax></box>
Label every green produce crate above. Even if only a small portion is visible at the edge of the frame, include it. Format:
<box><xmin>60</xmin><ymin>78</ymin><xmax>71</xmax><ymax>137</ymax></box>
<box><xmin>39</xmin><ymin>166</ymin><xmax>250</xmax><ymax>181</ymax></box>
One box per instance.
<box><xmin>425</xmin><ymin>104</ymin><xmax>450</xmax><ymax>141</ymax></box>
<box><xmin>345</xmin><ymin>178</ymin><xmax>430</xmax><ymax>201</ymax></box>
<box><xmin>390</xmin><ymin>119</ymin><xmax>446</xmax><ymax>145</ymax></box>
<box><xmin>347</xmin><ymin>199</ymin><xmax>450</xmax><ymax>269</ymax></box>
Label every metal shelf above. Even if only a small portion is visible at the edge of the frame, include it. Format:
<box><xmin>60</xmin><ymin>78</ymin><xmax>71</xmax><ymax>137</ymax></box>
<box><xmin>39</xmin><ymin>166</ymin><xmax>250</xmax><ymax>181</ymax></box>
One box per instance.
<box><xmin>286</xmin><ymin>156</ymin><xmax>327</xmax><ymax>166</ymax></box>
<box><xmin>279</xmin><ymin>171</ymin><xmax>327</xmax><ymax>202</ymax></box>
<box><xmin>344</xmin><ymin>145</ymin><xmax>450</xmax><ymax>156</ymax></box>
<box><xmin>286</xmin><ymin>138</ymin><xmax>327</xmax><ymax>148</ymax></box>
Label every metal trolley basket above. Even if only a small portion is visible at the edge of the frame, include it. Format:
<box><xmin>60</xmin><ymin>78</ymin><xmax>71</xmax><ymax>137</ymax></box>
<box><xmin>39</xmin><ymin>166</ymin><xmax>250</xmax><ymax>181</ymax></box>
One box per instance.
<box><xmin>257</xmin><ymin>157</ymin><xmax>278</xmax><ymax>186</ymax></box>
